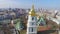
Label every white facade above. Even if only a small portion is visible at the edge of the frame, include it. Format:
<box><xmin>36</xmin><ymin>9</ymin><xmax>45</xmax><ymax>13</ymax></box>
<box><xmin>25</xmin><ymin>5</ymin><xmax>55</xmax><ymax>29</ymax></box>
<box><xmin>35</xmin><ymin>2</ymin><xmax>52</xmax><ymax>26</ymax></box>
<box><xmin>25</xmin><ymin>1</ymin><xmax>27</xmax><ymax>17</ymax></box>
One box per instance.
<box><xmin>27</xmin><ymin>15</ymin><xmax>37</xmax><ymax>34</ymax></box>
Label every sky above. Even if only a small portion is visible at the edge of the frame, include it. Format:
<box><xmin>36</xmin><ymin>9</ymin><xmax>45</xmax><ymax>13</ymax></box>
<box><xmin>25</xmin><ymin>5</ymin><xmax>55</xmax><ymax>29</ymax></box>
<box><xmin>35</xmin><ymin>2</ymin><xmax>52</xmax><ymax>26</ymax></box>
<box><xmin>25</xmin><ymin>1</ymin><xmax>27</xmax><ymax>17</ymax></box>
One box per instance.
<box><xmin>0</xmin><ymin>0</ymin><xmax>60</xmax><ymax>9</ymax></box>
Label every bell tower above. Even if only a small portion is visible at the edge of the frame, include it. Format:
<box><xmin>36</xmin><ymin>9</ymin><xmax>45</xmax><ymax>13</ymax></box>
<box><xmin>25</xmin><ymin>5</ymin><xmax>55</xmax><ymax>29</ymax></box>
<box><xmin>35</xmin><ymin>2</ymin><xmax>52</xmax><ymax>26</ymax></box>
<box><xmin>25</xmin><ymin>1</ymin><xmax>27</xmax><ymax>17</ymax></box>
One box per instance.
<box><xmin>27</xmin><ymin>5</ymin><xmax>37</xmax><ymax>34</ymax></box>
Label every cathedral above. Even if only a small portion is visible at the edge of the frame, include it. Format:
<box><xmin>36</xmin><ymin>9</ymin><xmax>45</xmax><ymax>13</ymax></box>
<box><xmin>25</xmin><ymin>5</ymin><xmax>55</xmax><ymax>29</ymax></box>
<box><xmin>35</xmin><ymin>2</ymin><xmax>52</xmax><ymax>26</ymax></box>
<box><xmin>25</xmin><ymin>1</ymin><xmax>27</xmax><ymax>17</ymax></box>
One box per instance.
<box><xmin>27</xmin><ymin>5</ymin><xmax>46</xmax><ymax>34</ymax></box>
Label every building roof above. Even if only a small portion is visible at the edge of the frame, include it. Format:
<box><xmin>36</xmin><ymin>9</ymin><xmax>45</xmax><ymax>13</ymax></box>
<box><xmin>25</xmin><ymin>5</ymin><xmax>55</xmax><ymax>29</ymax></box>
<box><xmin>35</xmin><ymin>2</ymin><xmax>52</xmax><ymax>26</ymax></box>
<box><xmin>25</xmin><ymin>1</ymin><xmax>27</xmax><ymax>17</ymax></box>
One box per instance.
<box><xmin>38</xmin><ymin>19</ymin><xmax>58</xmax><ymax>31</ymax></box>
<box><xmin>37</xmin><ymin>16</ymin><xmax>46</xmax><ymax>26</ymax></box>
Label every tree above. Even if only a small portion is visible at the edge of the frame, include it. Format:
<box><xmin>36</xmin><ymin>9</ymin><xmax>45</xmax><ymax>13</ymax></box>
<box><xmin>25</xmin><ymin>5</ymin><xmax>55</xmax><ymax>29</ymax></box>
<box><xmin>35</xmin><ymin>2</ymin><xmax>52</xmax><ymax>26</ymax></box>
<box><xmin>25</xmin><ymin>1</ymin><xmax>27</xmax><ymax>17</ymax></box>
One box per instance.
<box><xmin>15</xmin><ymin>19</ymin><xmax>24</xmax><ymax>31</ymax></box>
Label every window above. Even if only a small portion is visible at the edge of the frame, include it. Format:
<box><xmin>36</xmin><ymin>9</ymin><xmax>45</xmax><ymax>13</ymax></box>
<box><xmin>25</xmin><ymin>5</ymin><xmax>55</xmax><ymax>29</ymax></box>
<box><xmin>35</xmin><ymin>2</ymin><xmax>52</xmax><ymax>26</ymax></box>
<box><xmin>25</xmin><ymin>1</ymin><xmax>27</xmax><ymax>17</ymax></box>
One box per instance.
<box><xmin>32</xmin><ymin>17</ymin><xmax>34</xmax><ymax>20</ymax></box>
<box><xmin>29</xmin><ymin>28</ymin><xmax>33</xmax><ymax>32</ymax></box>
<box><xmin>32</xmin><ymin>23</ymin><xmax>34</xmax><ymax>25</ymax></box>
<box><xmin>31</xmin><ymin>28</ymin><xmax>33</xmax><ymax>32</ymax></box>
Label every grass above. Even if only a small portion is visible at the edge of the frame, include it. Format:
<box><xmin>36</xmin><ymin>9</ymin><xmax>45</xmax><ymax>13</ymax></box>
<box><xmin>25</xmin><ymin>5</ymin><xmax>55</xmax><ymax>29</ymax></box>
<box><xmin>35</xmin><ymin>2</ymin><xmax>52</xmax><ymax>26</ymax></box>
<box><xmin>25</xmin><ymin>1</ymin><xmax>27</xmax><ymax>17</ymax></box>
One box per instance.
<box><xmin>20</xmin><ymin>30</ymin><xmax>26</xmax><ymax>34</ymax></box>
<box><xmin>20</xmin><ymin>29</ymin><xmax>58</xmax><ymax>34</ymax></box>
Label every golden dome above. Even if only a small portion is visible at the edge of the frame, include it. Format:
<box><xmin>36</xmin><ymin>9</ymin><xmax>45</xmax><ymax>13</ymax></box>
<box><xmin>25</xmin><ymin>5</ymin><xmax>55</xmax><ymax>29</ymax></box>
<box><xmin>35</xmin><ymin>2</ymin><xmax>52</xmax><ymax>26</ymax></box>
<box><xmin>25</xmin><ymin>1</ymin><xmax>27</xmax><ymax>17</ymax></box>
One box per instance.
<box><xmin>29</xmin><ymin>5</ymin><xmax>36</xmax><ymax>16</ymax></box>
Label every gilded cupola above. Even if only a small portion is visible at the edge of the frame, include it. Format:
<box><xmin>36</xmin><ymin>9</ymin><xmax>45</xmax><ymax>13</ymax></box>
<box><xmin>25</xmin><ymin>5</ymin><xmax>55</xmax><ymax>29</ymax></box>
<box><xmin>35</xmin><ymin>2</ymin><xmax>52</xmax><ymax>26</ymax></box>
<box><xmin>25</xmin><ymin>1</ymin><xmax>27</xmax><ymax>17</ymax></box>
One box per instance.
<box><xmin>29</xmin><ymin>5</ymin><xmax>36</xmax><ymax>16</ymax></box>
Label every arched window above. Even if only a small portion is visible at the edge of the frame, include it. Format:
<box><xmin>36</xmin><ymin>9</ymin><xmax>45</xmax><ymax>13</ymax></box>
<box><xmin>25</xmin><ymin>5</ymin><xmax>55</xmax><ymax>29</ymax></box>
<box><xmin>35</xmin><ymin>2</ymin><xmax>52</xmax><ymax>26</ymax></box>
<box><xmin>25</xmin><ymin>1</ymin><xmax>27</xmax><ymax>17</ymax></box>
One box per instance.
<box><xmin>31</xmin><ymin>28</ymin><xmax>33</xmax><ymax>32</ymax></box>
<box><xmin>29</xmin><ymin>28</ymin><xmax>33</xmax><ymax>32</ymax></box>
<box><xmin>32</xmin><ymin>17</ymin><xmax>34</xmax><ymax>20</ymax></box>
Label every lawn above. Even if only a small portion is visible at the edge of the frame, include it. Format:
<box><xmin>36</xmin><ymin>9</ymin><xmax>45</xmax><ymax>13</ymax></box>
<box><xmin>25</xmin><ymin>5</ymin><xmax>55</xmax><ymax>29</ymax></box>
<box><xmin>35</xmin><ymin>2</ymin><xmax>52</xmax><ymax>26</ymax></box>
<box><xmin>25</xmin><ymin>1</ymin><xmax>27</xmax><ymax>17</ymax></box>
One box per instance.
<box><xmin>20</xmin><ymin>30</ymin><xmax>26</xmax><ymax>34</ymax></box>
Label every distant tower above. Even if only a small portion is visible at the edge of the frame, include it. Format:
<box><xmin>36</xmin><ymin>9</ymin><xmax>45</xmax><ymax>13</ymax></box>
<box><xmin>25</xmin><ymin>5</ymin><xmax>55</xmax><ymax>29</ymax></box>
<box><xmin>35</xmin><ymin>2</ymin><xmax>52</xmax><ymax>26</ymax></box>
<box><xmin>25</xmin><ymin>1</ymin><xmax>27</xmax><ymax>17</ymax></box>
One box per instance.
<box><xmin>27</xmin><ymin>5</ymin><xmax>37</xmax><ymax>34</ymax></box>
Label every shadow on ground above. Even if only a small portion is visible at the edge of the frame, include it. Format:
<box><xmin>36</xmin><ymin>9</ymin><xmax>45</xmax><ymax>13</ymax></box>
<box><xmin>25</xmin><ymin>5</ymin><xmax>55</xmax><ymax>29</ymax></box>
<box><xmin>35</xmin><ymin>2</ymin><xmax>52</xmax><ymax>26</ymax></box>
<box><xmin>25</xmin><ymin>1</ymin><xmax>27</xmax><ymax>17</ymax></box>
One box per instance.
<box><xmin>37</xmin><ymin>30</ymin><xmax>58</xmax><ymax>34</ymax></box>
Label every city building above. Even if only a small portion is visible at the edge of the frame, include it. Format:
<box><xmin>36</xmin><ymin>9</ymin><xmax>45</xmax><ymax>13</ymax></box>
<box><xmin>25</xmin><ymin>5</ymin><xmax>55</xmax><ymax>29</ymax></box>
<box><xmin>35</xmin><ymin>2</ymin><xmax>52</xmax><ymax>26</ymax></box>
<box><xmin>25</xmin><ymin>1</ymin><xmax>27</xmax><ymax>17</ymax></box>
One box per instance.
<box><xmin>27</xmin><ymin>5</ymin><xmax>37</xmax><ymax>34</ymax></box>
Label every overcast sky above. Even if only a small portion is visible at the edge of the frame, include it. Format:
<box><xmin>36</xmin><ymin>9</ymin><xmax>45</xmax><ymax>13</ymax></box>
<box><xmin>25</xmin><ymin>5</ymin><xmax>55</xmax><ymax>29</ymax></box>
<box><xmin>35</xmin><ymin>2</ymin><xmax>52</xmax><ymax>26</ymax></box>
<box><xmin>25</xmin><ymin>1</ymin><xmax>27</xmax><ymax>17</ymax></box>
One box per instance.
<box><xmin>0</xmin><ymin>0</ymin><xmax>60</xmax><ymax>9</ymax></box>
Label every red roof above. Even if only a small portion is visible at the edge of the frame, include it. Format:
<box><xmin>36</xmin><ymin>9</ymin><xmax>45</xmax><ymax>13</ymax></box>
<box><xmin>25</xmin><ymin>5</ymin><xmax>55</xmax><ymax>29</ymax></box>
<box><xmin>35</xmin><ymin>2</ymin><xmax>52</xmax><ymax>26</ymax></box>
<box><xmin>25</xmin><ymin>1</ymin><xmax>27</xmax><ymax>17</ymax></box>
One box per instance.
<box><xmin>38</xmin><ymin>26</ymin><xmax>51</xmax><ymax>31</ymax></box>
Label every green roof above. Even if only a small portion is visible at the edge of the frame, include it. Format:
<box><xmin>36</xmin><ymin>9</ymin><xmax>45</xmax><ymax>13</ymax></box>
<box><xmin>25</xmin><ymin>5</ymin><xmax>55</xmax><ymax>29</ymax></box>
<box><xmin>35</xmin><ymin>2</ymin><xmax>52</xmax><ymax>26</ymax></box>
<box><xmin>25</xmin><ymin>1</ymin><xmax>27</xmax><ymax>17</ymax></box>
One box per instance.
<box><xmin>37</xmin><ymin>16</ymin><xmax>46</xmax><ymax>26</ymax></box>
